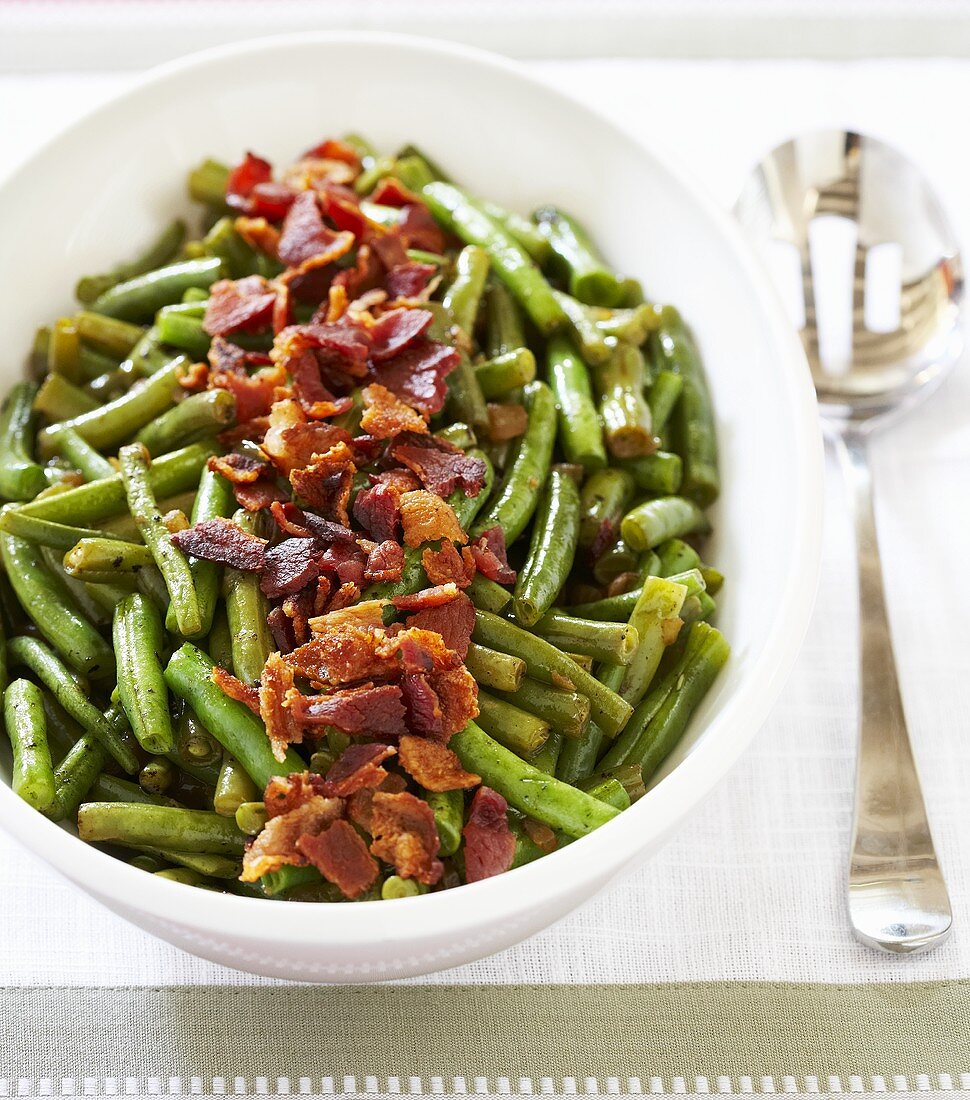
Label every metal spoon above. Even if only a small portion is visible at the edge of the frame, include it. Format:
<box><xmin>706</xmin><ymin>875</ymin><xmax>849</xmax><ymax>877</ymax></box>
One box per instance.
<box><xmin>735</xmin><ymin>130</ymin><xmax>959</xmax><ymax>954</ymax></box>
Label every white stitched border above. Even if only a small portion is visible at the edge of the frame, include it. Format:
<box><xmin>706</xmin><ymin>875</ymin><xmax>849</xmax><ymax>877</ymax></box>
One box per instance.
<box><xmin>0</xmin><ymin>1078</ymin><xmax>968</xmax><ymax>1097</ymax></box>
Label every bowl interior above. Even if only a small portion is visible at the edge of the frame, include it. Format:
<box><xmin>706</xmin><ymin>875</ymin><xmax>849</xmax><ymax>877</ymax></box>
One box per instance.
<box><xmin>0</xmin><ymin>34</ymin><xmax>821</xmax><ymax>949</ymax></box>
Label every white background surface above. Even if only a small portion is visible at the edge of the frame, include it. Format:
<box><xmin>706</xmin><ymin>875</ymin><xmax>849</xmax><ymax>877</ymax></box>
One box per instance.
<box><xmin>1</xmin><ymin>57</ymin><xmax>969</xmax><ymax>985</ymax></box>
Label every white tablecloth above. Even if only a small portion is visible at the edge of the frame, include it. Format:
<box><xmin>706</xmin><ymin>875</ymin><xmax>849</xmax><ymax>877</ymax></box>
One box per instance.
<box><xmin>1</xmin><ymin>57</ymin><xmax>969</xmax><ymax>987</ymax></box>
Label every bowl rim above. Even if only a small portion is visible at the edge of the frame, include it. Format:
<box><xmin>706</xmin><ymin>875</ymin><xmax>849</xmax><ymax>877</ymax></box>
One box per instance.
<box><xmin>0</xmin><ymin>29</ymin><xmax>824</xmax><ymax>951</ymax></box>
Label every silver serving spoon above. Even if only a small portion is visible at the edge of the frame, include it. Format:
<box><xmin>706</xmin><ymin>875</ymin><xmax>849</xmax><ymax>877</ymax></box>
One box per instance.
<box><xmin>735</xmin><ymin>130</ymin><xmax>959</xmax><ymax>954</ymax></box>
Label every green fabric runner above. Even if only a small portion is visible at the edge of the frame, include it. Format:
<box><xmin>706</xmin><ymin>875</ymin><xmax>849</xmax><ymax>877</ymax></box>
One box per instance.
<box><xmin>2</xmin><ymin>982</ymin><xmax>969</xmax><ymax>1090</ymax></box>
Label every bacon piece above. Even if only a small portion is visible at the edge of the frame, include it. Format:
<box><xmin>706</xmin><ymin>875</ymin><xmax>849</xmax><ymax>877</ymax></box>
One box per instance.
<box><xmin>290</xmin><ymin>441</ymin><xmax>356</xmax><ymax>525</ymax></box>
<box><xmin>421</xmin><ymin>540</ymin><xmax>476</xmax><ymax>589</ymax></box>
<box><xmin>405</xmin><ymin>592</ymin><xmax>475</xmax><ymax>659</ymax></box>
<box><xmin>369</xmin><ymin>177</ymin><xmax>421</xmax><ymax>208</ymax></box>
<box><xmin>359</xmin><ymin>383</ymin><xmax>427</xmax><ymax>440</ymax></box>
<box><xmin>260</xmin><ymin>537</ymin><xmax>319</xmax><ymax>599</ymax></box>
<box><xmin>212</xmin><ymin>665</ymin><xmax>260</xmax><ymax>712</ymax></box>
<box><xmin>208</xmin><ymin>453</ymin><xmax>267</xmax><ymax>485</ymax></box>
<box><xmin>319</xmin><ymin>541</ymin><xmax>366</xmax><ymax>587</ymax></box>
<box><xmin>374</xmin><ymin>341</ymin><xmax>459</xmax><ymax>416</ymax></box>
<box><xmin>290</xmin><ymin>682</ymin><xmax>408</xmax><ymax>738</ymax></box>
<box><xmin>275</xmin><ymin>321</ymin><xmax>371</xmax><ymax>377</ymax></box>
<box><xmin>267</xmin><ymin>604</ymin><xmax>297</xmax><ymax>654</ymax></box>
<box><xmin>369</xmin><ymin>790</ymin><xmax>442</xmax><ymax>885</ymax></box>
<box><xmin>486</xmin><ymin>402</ymin><xmax>528</xmax><ymax>441</ymax></box>
<box><xmin>391</xmin><ymin>434</ymin><xmax>487</xmax><ymax>498</ymax></box>
<box><xmin>368</xmin><ymin>308</ymin><xmax>433</xmax><ymax>362</ymax></box>
<box><xmin>468</xmin><ymin>525</ymin><xmax>516</xmax><ymax>584</ymax></box>
<box><xmin>297</xmin><ymin>820</ymin><xmax>379</xmax><ymax>899</ymax></box>
<box><xmin>462</xmin><ymin>786</ymin><xmax>515</xmax><ymax>883</ymax></box>
<box><xmin>270</xmin><ymin>500</ymin><xmax>356</xmax><ymax>548</ymax></box>
<box><xmin>287</xmin><ymin>350</ymin><xmax>354</xmax><ymax>420</ymax></box>
<box><xmin>332</xmin><ymin>242</ymin><xmax>383</xmax><ymax>299</ymax></box>
<box><xmin>302</xmin><ymin>138</ymin><xmax>360</xmax><ymax>166</ymax></box>
<box><xmin>393</xmin><ymin>627</ymin><xmax>463</xmax><ymax>674</ymax></box>
<box><xmin>261</xmin><ymin>398</ymin><xmax>350</xmax><ymax>474</ymax></box>
<box><xmin>263</xmin><ymin>771</ymin><xmax>328</xmax><ymax>818</ymax></box>
<box><xmin>234</xmin><ymin>216</ymin><xmax>281</xmax><ymax>259</ymax></box>
<box><xmin>240</xmin><ymin>795</ymin><xmax>343</xmax><ymax>881</ymax></box>
<box><xmin>352</xmin><ymin>468</ymin><xmax>420</xmax><ymax>543</ymax></box>
<box><xmin>308</xmin><ymin>599</ymin><xmax>388</xmax><ymax>633</ymax></box>
<box><xmin>363</xmin><ymin>540</ymin><xmax>405</xmax><ymax>583</ymax></box>
<box><xmin>326</xmin><ymin>580</ymin><xmax>361</xmax><ymax>612</ymax></box>
<box><xmin>400</xmin><ymin>672</ymin><xmax>443</xmax><ymax>738</ymax></box>
<box><xmin>278</xmin><ymin>191</ymin><xmax>355</xmax><ymax>270</ymax></box>
<box><xmin>171</xmin><ymin>517</ymin><xmax>267</xmax><ymax>570</ymax></box>
<box><xmin>392</xmin><ymin>582</ymin><xmax>460</xmax><ymax>613</ymax></box>
<box><xmin>204</xmin><ymin>276</ymin><xmax>277</xmax><ymax>336</ymax></box>
<box><xmin>178</xmin><ymin>361</ymin><xmax>209</xmax><ymax>392</ymax></box>
<box><xmin>259</xmin><ymin>652</ymin><xmax>300</xmax><ymax>761</ymax></box>
<box><xmin>386</xmin><ymin>262</ymin><xmax>437</xmax><ymax>301</ymax></box>
<box><xmin>320</xmin><ymin>742</ymin><xmax>396</xmax><ymax>798</ymax></box>
<box><xmin>429</xmin><ymin>665</ymin><xmax>479</xmax><ymax>739</ymax></box>
<box><xmin>208</xmin><ymin>337</ymin><xmax>287</xmax><ymax>423</ymax></box>
<box><xmin>285</xmin><ymin>625</ymin><xmax>392</xmax><ymax>686</ymax></box>
<box><xmin>397</xmin><ymin>203</ymin><xmax>446</xmax><ymax>254</ymax></box>
<box><xmin>399</xmin><ymin>490</ymin><xmax>466</xmax><ymax>548</ymax></box>
<box><xmin>398</xmin><ymin>734</ymin><xmax>480</xmax><ymax>792</ymax></box>
<box><xmin>233</xmin><ymin>475</ymin><xmax>288</xmax><ymax>513</ymax></box>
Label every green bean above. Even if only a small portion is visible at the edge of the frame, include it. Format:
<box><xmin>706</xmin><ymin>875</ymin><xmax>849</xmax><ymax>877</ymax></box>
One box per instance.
<box><xmin>531</xmin><ymin>609</ymin><xmax>638</xmax><ymax>665</ymax></box>
<box><xmin>621</xmin><ymin>496</ymin><xmax>707</xmax><ymax>553</ymax></box>
<box><xmin>164</xmin><ymin>643</ymin><xmax>304</xmax><ymax>787</ymax></box>
<box><xmin>188</xmin><ymin>159</ymin><xmax>230</xmax><ymax>206</ymax></box>
<box><xmin>113</xmin><ymin>593</ymin><xmax>174</xmax><ymax>755</ymax></box>
<box><xmin>533</xmin><ymin>206</ymin><xmax>625</xmax><ymax>306</ymax></box>
<box><xmin>30</xmin><ymin>326</ymin><xmax>51</xmax><ymax>377</ymax></box>
<box><xmin>484</xmin><ymin>282</ymin><xmax>526</xmax><ymax>358</ymax></box>
<box><xmin>578</xmin><ymin>468</ymin><xmax>635</xmax><ymax>550</ymax></box>
<box><xmin>471</xmin><ymin>380</ymin><xmax>556</xmax><ymax>544</ymax></box>
<box><xmin>450</xmin><ymin>722</ymin><xmax>619</xmax><ymax>839</ymax></box>
<box><xmin>441</xmin><ymin>246</ymin><xmax>490</xmax><ymax>429</ymax></box>
<box><xmin>36</xmin><ymin>542</ymin><xmax>113</xmax><ymax>629</ymax></box>
<box><xmin>475</xmin><ymin>348</ymin><xmax>536</xmax><ymax>399</ymax></box>
<box><xmin>214</xmin><ymin>753</ymin><xmax>259</xmax><ymax>817</ymax></box>
<box><xmin>392</xmin><ymin>154</ymin><xmax>435</xmax><ymax>192</ymax></box>
<box><xmin>223</xmin><ymin>509</ymin><xmax>272</xmax><ymax>680</ymax></box>
<box><xmin>45</xmin><ymin>426</ymin><xmax>116</xmax><ymax>482</ymax></box>
<box><xmin>99</xmin><ymin>489</ymin><xmax>196</xmax><ymax>540</ymax></box>
<box><xmin>4</xmin><ymin>678</ymin><xmax>57</xmax><ymax>814</ymax></box>
<box><xmin>620</xmin><ymin>451</ymin><xmax>683</xmax><ymax>495</ymax></box>
<box><xmin>1</xmin><ymin>537</ymin><xmax>115</xmax><ymax>680</ymax></box>
<box><xmin>647</xmin><ymin>369</ymin><xmax>683</xmax><ymax>433</ymax></box>
<box><xmin>135</xmin><ymin>390</ymin><xmax>234</xmax><ymax>456</ymax></box>
<box><xmin>73</xmin><ymin>311</ymin><xmax>145</xmax><ymax>357</ymax></box>
<box><xmin>63</xmin><ymin>538</ymin><xmax>154</xmax><ymax>581</ymax></box>
<box><xmin>122</xmin><ymin>326</ymin><xmax>169</xmax><ymax>378</ymax></box>
<box><xmin>38</xmin><ymin>356</ymin><xmax>186</xmax><ymax>458</ymax></box>
<box><xmin>426</xmin><ymin>788</ymin><xmax>463</xmax><ymax>857</ymax></box>
<box><xmin>435</xmin><ymin>422</ymin><xmax>477</xmax><ymax>451</ymax></box>
<box><xmin>591</xmin><ymin>537</ymin><xmax>641</xmax><ymax>586</ymax></box>
<box><xmin>513</xmin><ymin>468</ymin><xmax>580</xmax><ymax>627</ymax></box>
<box><xmin>169</xmin><ymin>706</ymin><xmax>222</xmax><ymax>786</ymax></box>
<box><xmin>53</xmin><ymin>735</ymin><xmax>106</xmax><ymax>821</ymax></box>
<box><xmin>154</xmin><ymin>868</ymin><xmax>219</xmax><ymax>888</ymax></box>
<box><xmin>119</xmin><ymin>443</ymin><xmax>201</xmax><ymax>638</ymax></box>
<box><xmin>35</xmin><ymin>373</ymin><xmax>100</xmax><ymax>421</ymax></box>
<box><xmin>471</xmin><ymin>610</ymin><xmax>632</xmax><ymax>736</ymax></box>
<box><xmin>653</xmin><ymin>307</ymin><xmax>720</xmax><ymax>506</ymax></box>
<box><xmin>381</xmin><ymin>875</ymin><xmax>428</xmax><ymax>899</ymax></box>
<box><xmin>476</xmin><ymin>690</ymin><xmax>550</xmax><ymax>757</ymax></box>
<box><xmin>594</xmin><ymin>343</ymin><xmax>654</xmax><ymax>459</ymax></box>
<box><xmin>201</xmin><ymin>217</ymin><xmax>266</xmax><ymax>279</ymax></box>
<box><xmin>75</xmin><ymin>220</ymin><xmax>187</xmax><ymax>305</ymax></box>
<box><xmin>90</xmin><ymin>258</ymin><xmax>223</xmax><ymax>322</ymax></box>
<box><xmin>78</xmin><ymin>345</ymin><xmax>123</xmax><ymax>384</ymax></box>
<box><xmin>235</xmin><ymin>800</ymin><xmax>267</xmax><ymax>835</ymax></box>
<box><xmin>465</xmin><ymin>574</ymin><xmax>512</xmax><ymax>615</ymax></box>
<box><xmin>48</xmin><ymin>318</ymin><xmax>82</xmax><ymax>382</ymax></box>
<box><xmin>554</xmin><ymin>292</ymin><xmax>655</xmax><ymax>365</ymax></box>
<box><xmin>207</xmin><ymin>605</ymin><xmax>234</xmax><ymax>672</ymax></box>
<box><xmin>477</xmin><ymin>201</ymin><xmax>550</xmax><ymax>265</ymax></box>
<box><xmin>423</xmin><ymin>182</ymin><xmax>567</xmax><ymax>335</ymax></box>
<box><xmin>139</xmin><ymin>757</ymin><xmax>176</xmax><ymax>796</ymax></box>
<box><xmin>700</xmin><ymin>566</ymin><xmax>724</xmax><ymax>595</ymax></box>
<box><xmin>0</xmin><ymin>383</ymin><xmax>48</xmax><ymax>501</ymax></box>
<box><xmin>655</xmin><ymin>537</ymin><xmax>701</xmax><ymax>577</ymax></box>
<box><xmin>578</xmin><ymin>775</ymin><xmax>631</xmax><ymax>811</ymax></box>
<box><xmin>546</xmin><ymin>334</ymin><xmax>607</xmax><ymax>472</ymax></box>
<box><xmin>529</xmin><ymin>729</ymin><xmax>562</xmax><ymax>776</ymax></box>
<box><xmin>78</xmin><ymin>802</ymin><xmax>246</xmax><ymax>855</ymax></box>
<box><xmin>395</xmin><ymin>143</ymin><xmax>451</xmax><ymax>182</ymax></box>
<box><xmin>463</xmin><ymin>642</ymin><xmax>524</xmax><ymax>693</ymax></box>
<box><xmin>6</xmin><ymin>636</ymin><xmax>134</xmax><ymax>775</ymax></box>
<box><xmin>496</xmin><ymin>677</ymin><xmax>590</xmax><ymax>740</ymax></box>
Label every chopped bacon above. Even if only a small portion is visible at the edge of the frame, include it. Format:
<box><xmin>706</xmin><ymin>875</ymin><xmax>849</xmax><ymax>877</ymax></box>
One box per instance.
<box><xmin>208</xmin><ymin>452</ymin><xmax>267</xmax><ymax>485</ymax></box>
<box><xmin>369</xmin><ymin>177</ymin><xmax>421</xmax><ymax>208</ymax></box>
<box><xmin>352</xmin><ymin>468</ymin><xmax>420</xmax><ymax>543</ymax></box>
<box><xmin>368</xmin><ymin>308</ymin><xmax>434</xmax><ymax>362</ymax></box>
<box><xmin>234</xmin><ymin>216</ymin><xmax>281</xmax><ymax>259</ymax></box>
<box><xmin>398</xmin><ymin>734</ymin><xmax>480</xmax><ymax>792</ymax></box>
<box><xmin>468</xmin><ymin>525</ymin><xmax>516</xmax><ymax>584</ymax></box>
<box><xmin>363</xmin><ymin>539</ymin><xmax>405</xmax><ymax>583</ymax></box>
<box><xmin>368</xmin><ymin>790</ymin><xmax>442</xmax><ymax>885</ymax></box>
<box><xmin>297</xmin><ymin>820</ymin><xmax>379</xmax><ymax>899</ymax></box>
<box><xmin>203</xmin><ymin>277</ymin><xmax>277</xmax><ymax>337</ymax></box>
<box><xmin>302</xmin><ymin>138</ymin><xmax>360</xmax><ymax>167</ymax></box>
<box><xmin>232</xmin><ymin>475</ymin><xmax>288</xmax><ymax>512</ymax></box>
<box><xmin>428</xmin><ymin>665</ymin><xmax>479</xmax><ymax>739</ymax></box>
<box><xmin>278</xmin><ymin>191</ymin><xmax>355</xmax><ymax>270</ymax></box>
<box><xmin>276</xmin><ymin>320</ymin><xmax>371</xmax><ymax>376</ymax></box>
<box><xmin>486</xmin><ymin>402</ymin><xmax>528</xmax><ymax>441</ymax></box>
<box><xmin>399</xmin><ymin>490</ymin><xmax>466</xmax><ymax>548</ymax></box>
<box><xmin>290</xmin><ymin>441</ymin><xmax>356</xmax><ymax>525</ymax></box>
<box><xmin>259</xmin><ymin>651</ymin><xmax>300</xmax><ymax>761</ymax></box>
<box><xmin>171</xmin><ymin>517</ymin><xmax>266</xmax><ymax>570</ymax></box>
<box><xmin>397</xmin><ymin>203</ymin><xmax>446</xmax><ymax>254</ymax></box>
<box><xmin>225</xmin><ymin>152</ymin><xmax>286</xmax><ymax>219</ymax></box>
<box><xmin>261</xmin><ymin>399</ymin><xmax>351</xmax><ymax>474</ymax></box>
<box><xmin>287</xmin><ymin>349</ymin><xmax>355</xmax><ymax>420</ymax></box>
<box><xmin>319</xmin><ymin>540</ymin><xmax>366</xmax><ymax>587</ymax></box>
<box><xmin>285</xmin><ymin>625</ymin><xmax>393</xmax><ymax>687</ymax></box>
<box><xmin>359</xmin><ymin>383</ymin><xmax>427</xmax><ymax>439</ymax></box>
<box><xmin>462</xmin><ymin>787</ymin><xmax>515</xmax><ymax>883</ymax></box>
<box><xmin>405</xmin><ymin>592</ymin><xmax>475</xmax><ymax>659</ymax></box>
<box><xmin>308</xmin><ymin>599</ymin><xmax>388</xmax><ymax>633</ymax></box>
<box><xmin>326</xmin><ymin>580</ymin><xmax>361</xmax><ymax>612</ymax></box>
<box><xmin>240</xmin><ymin>795</ymin><xmax>343</xmax><ymax>881</ymax></box>
<box><xmin>400</xmin><ymin>672</ymin><xmax>444</xmax><ymax>738</ymax></box>
<box><xmin>370</xmin><ymin>232</ymin><xmax>410</xmax><ymax>273</ymax></box>
<box><xmin>208</xmin><ymin>338</ymin><xmax>287</xmax><ymax>423</ymax></box>
<box><xmin>260</xmin><ymin>536</ymin><xmax>319</xmax><ymax>599</ymax></box>
<box><xmin>268</xmin><ymin>604</ymin><xmax>297</xmax><ymax>654</ymax></box>
<box><xmin>386</xmin><ymin>262</ymin><xmax>437</xmax><ymax>301</ymax></box>
<box><xmin>212</xmin><ymin>665</ymin><xmax>260</xmax><ymax>711</ymax></box>
<box><xmin>374</xmin><ymin>341</ymin><xmax>459</xmax><ymax>416</ymax></box>
<box><xmin>178</xmin><ymin>361</ymin><xmax>209</xmax><ymax>392</ymax></box>
<box><xmin>263</xmin><ymin>771</ymin><xmax>328</xmax><ymax>818</ymax></box>
<box><xmin>283</xmin><ymin>155</ymin><xmax>357</xmax><ymax>192</ymax></box>
<box><xmin>392</xmin><ymin>582</ymin><xmax>460</xmax><ymax>613</ymax></box>
<box><xmin>421</xmin><ymin>540</ymin><xmax>476</xmax><ymax>589</ymax></box>
<box><xmin>320</xmin><ymin>742</ymin><xmax>396</xmax><ymax>797</ymax></box>
<box><xmin>394</xmin><ymin>627</ymin><xmax>463</xmax><ymax>674</ymax></box>
<box><xmin>332</xmin><ymin>242</ymin><xmax>383</xmax><ymax>299</ymax></box>
<box><xmin>391</xmin><ymin>433</ymin><xmax>487</xmax><ymax>498</ymax></box>
<box><xmin>290</xmin><ymin>682</ymin><xmax>408</xmax><ymax>737</ymax></box>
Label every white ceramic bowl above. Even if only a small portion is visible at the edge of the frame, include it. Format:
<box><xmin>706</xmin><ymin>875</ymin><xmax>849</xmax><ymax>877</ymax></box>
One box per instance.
<box><xmin>0</xmin><ymin>32</ymin><xmax>823</xmax><ymax>981</ymax></box>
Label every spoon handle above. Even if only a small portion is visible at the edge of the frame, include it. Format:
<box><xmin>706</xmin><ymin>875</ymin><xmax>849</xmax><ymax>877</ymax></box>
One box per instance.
<box><xmin>836</xmin><ymin>432</ymin><xmax>952</xmax><ymax>954</ymax></box>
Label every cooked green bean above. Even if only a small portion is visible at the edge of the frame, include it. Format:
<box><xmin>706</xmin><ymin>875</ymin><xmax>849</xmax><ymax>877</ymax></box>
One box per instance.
<box><xmin>78</xmin><ymin>802</ymin><xmax>246</xmax><ymax>855</ymax></box>
<box><xmin>532</xmin><ymin>609</ymin><xmax>638</xmax><ymax>665</ymax></box>
<box><xmin>139</xmin><ymin>757</ymin><xmax>176</xmax><ymax>796</ymax></box>
<box><xmin>647</xmin><ymin>369</ymin><xmax>683</xmax><ymax>433</ymax></box>
<box><xmin>496</xmin><ymin>676</ymin><xmax>591</xmax><ymax>740</ymax></box>
<box><xmin>214</xmin><ymin>753</ymin><xmax>259</xmax><ymax>817</ymax></box>
<box><xmin>45</xmin><ymin>425</ymin><xmax>116</xmax><ymax>482</ymax></box>
<box><xmin>4</xmin><ymin>678</ymin><xmax>57</xmax><ymax>814</ymax></box>
<box><xmin>73</xmin><ymin>311</ymin><xmax>145</xmax><ymax>357</ymax></box>
<box><xmin>63</xmin><ymin>538</ymin><xmax>154</xmax><ymax>581</ymax></box>
<box><xmin>0</xmin><ymin>384</ymin><xmax>48</xmax><ymax>501</ymax></box>
<box><xmin>441</xmin><ymin>246</ymin><xmax>490</xmax><ymax>429</ymax></box>
<box><xmin>235</xmin><ymin>800</ymin><xmax>268</xmax><ymax>836</ymax></box>
<box><xmin>135</xmin><ymin>390</ymin><xmax>235</xmax><ymax>456</ymax></box>
<box><xmin>480</xmin><ymin>201</ymin><xmax>551</xmax><ymax>265</ymax></box>
<box><xmin>475</xmin><ymin>348</ymin><xmax>536</xmax><ymax>399</ymax></box>
<box><xmin>78</xmin><ymin>345</ymin><xmax>123</xmax><ymax>384</ymax></box>
<box><xmin>223</xmin><ymin>509</ymin><xmax>272</xmax><ymax>680</ymax></box>
<box><xmin>90</xmin><ymin>258</ymin><xmax>223</xmax><ymax>322</ymax></box>
<box><xmin>113</xmin><ymin>593</ymin><xmax>174</xmax><ymax>755</ymax></box>
<box><xmin>207</xmin><ymin>605</ymin><xmax>234</xmax><ymax>673</ymax></box>
<box><xmin>53</xmin><ymin>734</ymin><xmax>107</xmax><ymax>821</ymax></box>
<box><xmin>119</xmin><ymin>443</ymin><xmax>201</xmax><ymax>638</ymax></box>
<box><xmin>546</xmin><ymin>334</ymin><xmax>607</xmax><ymax>472</ymax></box>
<box><xmin>451</xmin><ymin>721</ymin><xmax>619</xmax><ymax>838</ymax></box>
<box><xmin>48</xmin><ymin>318</ymin><xmax>83</xmax><ymax>383</ymax></box>
<box><xmin>594</xmin><ymin>342</ymin><xmax>654</xmax><ymax>459</ymax></box>
<box><xmin>513</xmin><ymin>468</ymin><xmax>580</xmax><ymax>627</ymax></box>
<box><xmin>578</xmin><ymin>774</ymin><xmax>631</xmax><ymax>811</ymax></box>
<box><xmin>465</xmin><ymin>574</ymin><xmax>512</xmax><ymax>614</ymax></box>
<box><xmin>75</xmin><ymin>220</ymin><xmax>187</xmax><ymax>305</ymax></box>
<box><xmin>533</xmin><ymin>206</ymin><xmax>625</xmax><ymax>306</ymax></box>
<box><xmin>621</xmin><ymin>496</ymin><xmax>707</xmax><ymax>553</ymax></box>
<box><xmin>591</xmin><ymin>537</ymin><xmax>642</xmax><ymax>586</ymax></box>
<box><xmin>423</xmin><ymin>182</ymin><xmax>566</xmax><ymax>335</ymax></box>
<box><xmin>169</xmin><ymin>706</ymin><xmax>222</xmax><ymax>786</ymax></box>
<box><xmin>578</xmin><ymin>467</ymin><xmax>635</xmax><ymax>550</ymax></box>
<box><xmin>530</xmin><ymin>728</ymin><xmax>563</xmax><ymax>776</ymax></box>
<box><xmin>620</xmin><ymin>451</ymin><xmax>683</xmax><ymax>495</ymax></box>
<box><xmin>35</xmin><ymin>373</ymin><xmax>100</xmax><ymax>421</ymax></box>
<box><xmin>476</xmin><ymin>690</ymin><xmax>550</xmax><ymax>757</ymax></box>
<box><xmin>485</xmin><ymin>281</ymin><xmax>527</xmax><ymax>358</ymax></box>
<box><xmin>655</xmin><ymin>537</ymin><xmax>701</xmax><ymax>577</ymax></box>
<box><xmin>463</xmin><ymin>642</ymin><xmax>525</xmax><ymax>693</ymax></box>
<box><xmin>425</xmin><ymin>788</ymin><xmax>464</xmax><ymax>857</ymax></box>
